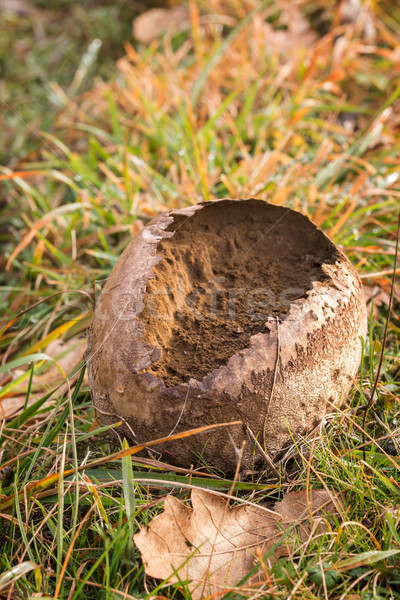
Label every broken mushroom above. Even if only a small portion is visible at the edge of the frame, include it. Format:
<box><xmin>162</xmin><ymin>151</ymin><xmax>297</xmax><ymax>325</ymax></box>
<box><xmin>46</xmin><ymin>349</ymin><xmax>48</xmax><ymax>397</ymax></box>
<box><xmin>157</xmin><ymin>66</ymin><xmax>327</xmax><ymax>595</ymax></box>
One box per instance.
<box><xmin>87</xmin><ymin>199</ymin><xmax>367</xmax><ymax>472</ymax></box>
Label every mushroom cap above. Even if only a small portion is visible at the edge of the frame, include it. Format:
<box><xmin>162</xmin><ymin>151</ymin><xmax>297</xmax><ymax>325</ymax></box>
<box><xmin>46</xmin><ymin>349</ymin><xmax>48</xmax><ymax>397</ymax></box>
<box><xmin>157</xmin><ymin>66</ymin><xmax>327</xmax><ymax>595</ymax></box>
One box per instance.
<box><xmin>87</xmin><ymin>199</ymin><xmax>367</xmax><ymax>473</ymax></box>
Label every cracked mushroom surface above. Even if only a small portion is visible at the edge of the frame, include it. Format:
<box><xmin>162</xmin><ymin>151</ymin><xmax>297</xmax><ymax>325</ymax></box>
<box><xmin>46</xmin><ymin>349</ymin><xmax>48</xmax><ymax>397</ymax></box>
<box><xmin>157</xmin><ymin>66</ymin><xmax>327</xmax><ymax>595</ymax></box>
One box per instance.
<box><xmin>87</xmin><ymin>199</ymin><xmax>367</xmax><ymax>472</ymax></box>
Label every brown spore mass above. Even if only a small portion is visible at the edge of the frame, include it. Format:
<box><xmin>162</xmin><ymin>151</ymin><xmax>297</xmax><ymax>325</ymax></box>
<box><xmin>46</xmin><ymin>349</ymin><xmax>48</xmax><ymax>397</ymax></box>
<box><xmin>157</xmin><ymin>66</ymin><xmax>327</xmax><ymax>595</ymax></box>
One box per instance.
<box><xmin>139</xmin><ymin>201</ymin><xmax>337</xmax><ymax>387</ymax></box>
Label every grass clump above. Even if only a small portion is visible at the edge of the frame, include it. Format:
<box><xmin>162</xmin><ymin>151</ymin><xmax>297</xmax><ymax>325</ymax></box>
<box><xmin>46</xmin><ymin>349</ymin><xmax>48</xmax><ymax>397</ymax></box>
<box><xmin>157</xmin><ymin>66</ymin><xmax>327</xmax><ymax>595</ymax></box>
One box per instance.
<box><xmin>1</xmin><ymin>0</ymin><xmax>400</xmax><ymax>598</ymax></box>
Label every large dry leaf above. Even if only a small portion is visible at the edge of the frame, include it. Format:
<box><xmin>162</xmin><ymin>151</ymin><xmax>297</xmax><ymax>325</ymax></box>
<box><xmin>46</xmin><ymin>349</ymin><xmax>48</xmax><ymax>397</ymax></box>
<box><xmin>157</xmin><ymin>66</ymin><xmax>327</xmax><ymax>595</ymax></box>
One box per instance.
<box><xmin>134</xmin><ymin>488</ymin><xmax>343</xmax><ymax>598</ymax></box>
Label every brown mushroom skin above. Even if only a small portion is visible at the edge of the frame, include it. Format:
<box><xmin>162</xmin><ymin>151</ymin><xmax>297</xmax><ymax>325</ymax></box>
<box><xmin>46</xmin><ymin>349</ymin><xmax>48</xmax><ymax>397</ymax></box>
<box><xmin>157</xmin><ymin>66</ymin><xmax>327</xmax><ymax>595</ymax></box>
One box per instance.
<box><xmin>87</xmin><ymin>199</ymin><xmax>367</xmax><ymax>473</ymax></box>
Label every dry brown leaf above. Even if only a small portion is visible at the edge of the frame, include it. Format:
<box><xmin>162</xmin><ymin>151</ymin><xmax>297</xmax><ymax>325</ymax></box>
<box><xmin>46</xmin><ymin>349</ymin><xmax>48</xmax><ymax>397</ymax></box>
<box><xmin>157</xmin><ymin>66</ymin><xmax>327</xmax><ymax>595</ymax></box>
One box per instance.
<box><xmin>0</xmin><ymin>337</ymin><xmax>86</xmax><ymax>420</ymax></box>
<box><xmin>275</xmin><ymin>488</ymin><xmax>343</xmax><ymax>524</ymax></box>
<box><xmin>262</xmin><ymin>3</ymin><xmax>316</xmax><ymax>56</ymax></box>
<box><xmin>274</xmin><ymin>488</ymin><xmax>344</xmax><ymax>546</ymax></box>
<box><xmin>0</xmin><ymin>393</ymin><xmax>40</xmax><ymax>420</ymax></box>
<box><xmin>133</xmin><ymin>6</ymin><xmax>191</xmax><ymax>45</ymax></box>
<box><xmin>135</xmin><ymin>489</ymin><xmax>279</xmax><ymax>597</ymax></box>
<box><xmin>363</xmin><ymin>284</ymin><xmax>391</xmax><ymax>320</ymax></box>
<box><xmin>134</xmin><ymin>488</ymin><xmax>344</xmax><ymax>598</ymax></box>
<box><xmin>36</xmin><ymin>337</ymin><xmax>86</xmax><ymax>385</ymax></box>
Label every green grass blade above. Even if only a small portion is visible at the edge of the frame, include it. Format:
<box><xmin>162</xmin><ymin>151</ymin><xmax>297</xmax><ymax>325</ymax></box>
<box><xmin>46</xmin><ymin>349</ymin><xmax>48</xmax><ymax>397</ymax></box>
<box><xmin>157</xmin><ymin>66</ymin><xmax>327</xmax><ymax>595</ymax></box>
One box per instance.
<box><xmin>121</xmin><ymin>438</ymin><xmax>136</xmax><ymax>561</ymax></box>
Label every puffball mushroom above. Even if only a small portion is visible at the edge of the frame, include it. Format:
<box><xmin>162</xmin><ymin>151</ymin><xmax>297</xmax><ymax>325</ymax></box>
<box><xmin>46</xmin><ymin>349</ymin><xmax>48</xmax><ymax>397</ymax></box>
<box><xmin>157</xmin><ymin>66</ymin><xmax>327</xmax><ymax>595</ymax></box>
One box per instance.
<box><xmin>87</xmin><ymin>199</ymin><xmax>367</xmax><ymax>472</ymax></box>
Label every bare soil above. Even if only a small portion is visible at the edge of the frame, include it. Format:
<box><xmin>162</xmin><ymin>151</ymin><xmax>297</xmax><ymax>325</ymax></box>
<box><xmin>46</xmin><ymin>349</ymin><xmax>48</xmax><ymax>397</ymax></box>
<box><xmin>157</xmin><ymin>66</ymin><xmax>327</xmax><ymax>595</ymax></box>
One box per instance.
<box><xmin>139</xmin><ymin>201</ymin><xmax>337</xmax><ymax>387</ymax></box>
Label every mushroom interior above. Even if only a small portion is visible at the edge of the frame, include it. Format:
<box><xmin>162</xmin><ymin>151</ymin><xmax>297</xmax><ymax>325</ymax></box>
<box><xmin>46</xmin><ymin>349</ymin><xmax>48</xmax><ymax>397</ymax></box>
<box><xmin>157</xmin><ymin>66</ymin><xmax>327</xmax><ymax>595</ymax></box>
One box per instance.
<box><xmin>139</xmin><ymin>200</ymin><xmax>338</xmax><ymax>387</ymax></box>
